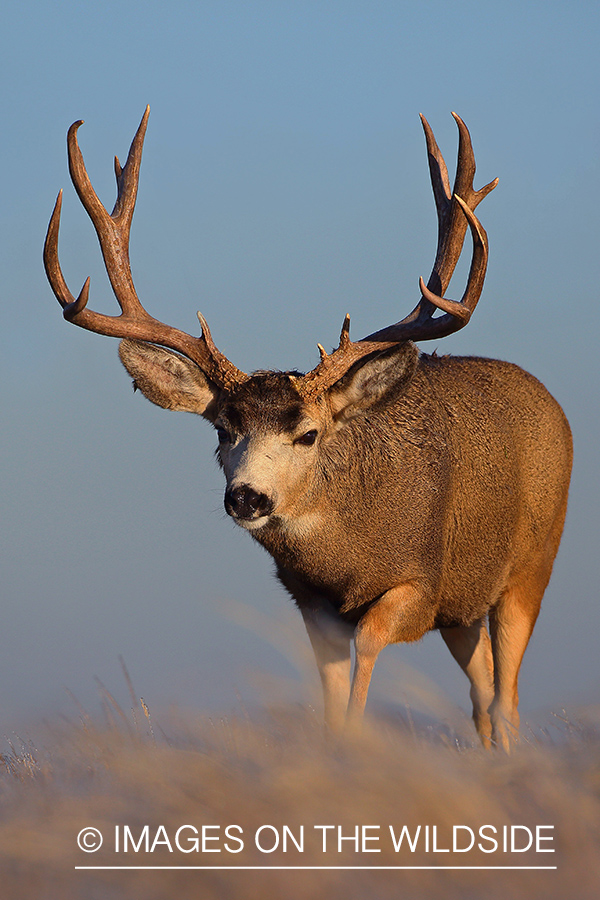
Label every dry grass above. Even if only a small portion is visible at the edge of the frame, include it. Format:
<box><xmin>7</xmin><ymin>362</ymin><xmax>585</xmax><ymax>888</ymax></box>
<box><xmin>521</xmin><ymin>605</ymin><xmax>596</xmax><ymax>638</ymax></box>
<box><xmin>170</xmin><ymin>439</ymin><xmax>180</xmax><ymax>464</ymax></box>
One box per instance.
<box><xmin>0</xmin><ymin>688</ymin><xmax>598</xmax><ymax>900</ymax></box>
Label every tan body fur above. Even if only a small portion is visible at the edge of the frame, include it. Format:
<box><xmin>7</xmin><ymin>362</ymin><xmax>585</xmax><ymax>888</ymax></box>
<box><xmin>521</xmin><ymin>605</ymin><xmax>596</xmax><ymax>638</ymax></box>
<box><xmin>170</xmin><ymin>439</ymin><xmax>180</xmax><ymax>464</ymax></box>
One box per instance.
<box><xmin>208</xmin><ymin>348</ymin><xmax>572</xmax><ymax>748</ymax></box>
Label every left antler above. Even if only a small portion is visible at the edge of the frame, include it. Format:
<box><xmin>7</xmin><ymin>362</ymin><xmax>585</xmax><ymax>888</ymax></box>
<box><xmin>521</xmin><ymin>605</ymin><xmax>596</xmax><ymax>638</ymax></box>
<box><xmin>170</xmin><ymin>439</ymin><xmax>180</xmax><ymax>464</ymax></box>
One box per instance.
<box><xmin>295</xmin><ymin>113</ymin><xmax>498</xmax><ymax>399</ymax></box>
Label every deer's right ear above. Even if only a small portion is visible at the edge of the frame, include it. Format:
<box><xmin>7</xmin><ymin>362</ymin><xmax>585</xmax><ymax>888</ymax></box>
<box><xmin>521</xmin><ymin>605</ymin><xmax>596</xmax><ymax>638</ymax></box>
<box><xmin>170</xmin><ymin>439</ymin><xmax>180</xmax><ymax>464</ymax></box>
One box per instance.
<box><xmin>118</xmin><ymin>339</ymin><xmax>221</xmax><ymax>421</ymax></box>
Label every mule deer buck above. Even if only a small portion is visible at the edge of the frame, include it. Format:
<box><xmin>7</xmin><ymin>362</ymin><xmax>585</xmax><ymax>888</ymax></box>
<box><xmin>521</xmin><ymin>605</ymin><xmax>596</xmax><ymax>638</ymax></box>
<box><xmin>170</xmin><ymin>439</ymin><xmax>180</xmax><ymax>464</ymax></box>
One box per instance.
<box><xmin>44</xmin><ymin>108</ymin><xmax>572</xmax><ymax>750</ymax></box>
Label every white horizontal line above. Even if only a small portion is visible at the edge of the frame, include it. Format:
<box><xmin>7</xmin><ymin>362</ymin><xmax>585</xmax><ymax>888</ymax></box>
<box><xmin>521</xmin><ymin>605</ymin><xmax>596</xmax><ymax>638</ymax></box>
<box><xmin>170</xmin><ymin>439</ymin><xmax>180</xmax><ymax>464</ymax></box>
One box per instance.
<box><xmin>75</xmin><ymin>865</ymin><xmax>557</xmax><ymax>871</ymax></box>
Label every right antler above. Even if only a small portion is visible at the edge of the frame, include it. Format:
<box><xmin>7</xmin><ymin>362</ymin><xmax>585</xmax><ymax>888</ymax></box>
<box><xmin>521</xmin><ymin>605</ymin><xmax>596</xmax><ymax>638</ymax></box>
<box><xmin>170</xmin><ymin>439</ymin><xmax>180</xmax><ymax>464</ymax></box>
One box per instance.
<box><xmin>44</xmin><ymin>106</ymin><xmax>249</xmax><ymax>393</ymax></box>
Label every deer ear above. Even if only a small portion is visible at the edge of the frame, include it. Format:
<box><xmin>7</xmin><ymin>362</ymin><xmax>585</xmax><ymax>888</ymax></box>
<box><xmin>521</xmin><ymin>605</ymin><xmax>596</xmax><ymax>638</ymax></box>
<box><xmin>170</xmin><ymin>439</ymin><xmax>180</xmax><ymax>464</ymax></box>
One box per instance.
<box><xmin>327</xmin><ymin>341</ymin><xmax>418</xmax><ymax>422</ymax></box>
<box><xmin>118</xmin><ymin>339</ymin><xmax>221</xmax><ymax>421</ymax></box>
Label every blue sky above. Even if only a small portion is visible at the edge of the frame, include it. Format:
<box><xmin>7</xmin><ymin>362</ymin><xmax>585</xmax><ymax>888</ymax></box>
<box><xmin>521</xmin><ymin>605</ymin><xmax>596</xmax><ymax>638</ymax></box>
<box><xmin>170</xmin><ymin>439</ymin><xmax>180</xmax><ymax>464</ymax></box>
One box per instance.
<box><xmin>0</xmin><ymin>0</ymin><xmax>598</xmax><ymax>729</ymax></box>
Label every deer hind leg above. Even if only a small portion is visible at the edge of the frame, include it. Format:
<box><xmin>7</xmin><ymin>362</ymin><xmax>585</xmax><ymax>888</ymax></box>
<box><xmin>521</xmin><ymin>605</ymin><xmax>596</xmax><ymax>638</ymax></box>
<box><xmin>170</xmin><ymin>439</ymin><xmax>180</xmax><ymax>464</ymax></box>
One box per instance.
<box><xmin>299</xmin><ymin>602</ymin><xmax>353</xmax><ymax>734</ymax></box>
<box><xmin>488</xmin><ymin>576</ymin><xmax>545</xmax><ymax>752</ymax></box>
<box><xmin>347</xmin><ymin>584</ymin><xmax>435</xmax><ymax>728</ymax></box>
<box><xmin>440</xmin><ymin>617</ymin><xmax>495</xmax><ymax>748</ymax></box>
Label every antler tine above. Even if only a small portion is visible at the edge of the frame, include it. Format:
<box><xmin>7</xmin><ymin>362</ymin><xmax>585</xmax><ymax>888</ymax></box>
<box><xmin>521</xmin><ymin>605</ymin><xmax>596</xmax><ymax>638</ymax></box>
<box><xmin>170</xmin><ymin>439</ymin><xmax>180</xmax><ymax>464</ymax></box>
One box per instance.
<box><xmin>44</xmin><ymin>109</ymin><xmax>249</xmax><ymax>392</ymax></box>
<box><xmin>44</xmin><ymin>188</ymin><xmax>80</xmax><ymax>311</ymax></box>
<box><xmin>295</xmin><ymin>114</ymin><xmax>496</xmax><ymax>399</ymax></box>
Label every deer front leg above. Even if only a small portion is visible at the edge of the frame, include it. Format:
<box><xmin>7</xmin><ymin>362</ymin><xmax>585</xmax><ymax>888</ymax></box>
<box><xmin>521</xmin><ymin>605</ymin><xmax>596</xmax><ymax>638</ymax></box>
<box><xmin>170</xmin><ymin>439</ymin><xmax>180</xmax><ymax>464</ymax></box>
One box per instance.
<box><xmin>299</xmin><ymin>601</ymin><xmax>354</xmax><ymax>734</ymax></box>
<box><xmin>347</xmin><ymin>584</ymin><xmax>434</xmax><ymax>728</ymax></box>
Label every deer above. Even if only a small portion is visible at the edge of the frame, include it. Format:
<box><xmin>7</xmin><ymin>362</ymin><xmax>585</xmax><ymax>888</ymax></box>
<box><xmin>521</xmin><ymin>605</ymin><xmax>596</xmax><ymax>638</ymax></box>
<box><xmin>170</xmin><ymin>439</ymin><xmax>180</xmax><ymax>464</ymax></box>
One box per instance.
<box><xmin>44</xmin><ymin>108</ymin><xmax>572</xmax><ymax>751</ymax></box>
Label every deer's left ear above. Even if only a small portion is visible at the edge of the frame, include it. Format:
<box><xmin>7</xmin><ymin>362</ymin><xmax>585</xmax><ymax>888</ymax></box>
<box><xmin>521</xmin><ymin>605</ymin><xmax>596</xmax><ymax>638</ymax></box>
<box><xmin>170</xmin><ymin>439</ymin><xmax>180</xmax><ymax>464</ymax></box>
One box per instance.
<box><xmin>327</xmin><ymin>341</ymin><xmax>419</xmax><ymax>422</ymax></box>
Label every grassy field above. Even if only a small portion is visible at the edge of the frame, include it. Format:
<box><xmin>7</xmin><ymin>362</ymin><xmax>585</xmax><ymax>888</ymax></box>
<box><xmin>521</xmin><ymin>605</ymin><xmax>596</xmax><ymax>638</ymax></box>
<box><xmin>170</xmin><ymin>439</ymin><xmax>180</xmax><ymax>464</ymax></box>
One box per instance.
<box><xmin>1</xmin><ymin>687</ymin><xmax>598</xmax><ymax>900</ymax></box>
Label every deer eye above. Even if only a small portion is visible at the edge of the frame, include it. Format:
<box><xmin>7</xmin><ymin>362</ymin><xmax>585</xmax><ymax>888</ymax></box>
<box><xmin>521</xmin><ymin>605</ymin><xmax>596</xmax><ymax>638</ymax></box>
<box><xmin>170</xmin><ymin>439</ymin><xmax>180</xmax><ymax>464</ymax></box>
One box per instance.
<box><xmin>294</xmin><ymin>429</ymin><xmax>318</xmax><ymax>447</ymax></box>
<box><xmin>216</xmin><ymin>427</ymin><xmax>230</xmax><ymax>444</ymax></box>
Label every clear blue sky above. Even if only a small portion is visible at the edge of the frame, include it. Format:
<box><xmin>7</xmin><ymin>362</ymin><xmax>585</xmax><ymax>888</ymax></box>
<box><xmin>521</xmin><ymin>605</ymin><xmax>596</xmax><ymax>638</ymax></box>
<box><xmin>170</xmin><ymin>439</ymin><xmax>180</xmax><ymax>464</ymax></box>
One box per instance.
<box><xmin>0</xmin><ymin>0</ymin><xmax>598</xmax><ymax>729</ymax></box>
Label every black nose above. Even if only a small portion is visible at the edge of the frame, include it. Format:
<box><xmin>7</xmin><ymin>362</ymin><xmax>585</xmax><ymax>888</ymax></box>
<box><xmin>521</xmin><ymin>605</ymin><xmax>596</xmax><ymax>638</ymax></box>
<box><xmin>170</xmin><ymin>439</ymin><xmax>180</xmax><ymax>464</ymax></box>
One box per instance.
<box><xmin>224</xmin><ymin>484</ymin><xmax>274</xmax><ymax>521</ymax></box>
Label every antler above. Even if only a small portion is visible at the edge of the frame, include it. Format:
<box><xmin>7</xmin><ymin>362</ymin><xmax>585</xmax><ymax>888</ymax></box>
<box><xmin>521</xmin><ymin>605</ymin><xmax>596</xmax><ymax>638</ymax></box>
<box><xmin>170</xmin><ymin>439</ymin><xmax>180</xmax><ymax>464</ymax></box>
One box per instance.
<box><xmin>44</xmin><ymin>106</ymin><xmax>249</xmax><ymax>392</ymax></box>
<box><xmin>295</xmin><ymin>113</ymin><xmax>498</xmax><ymax>399</ymax></box>
<box><xmin>45</xmin><ymin>110</ymin><xmax>496</xmax><ymax>400</ymax></box>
